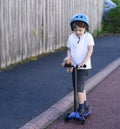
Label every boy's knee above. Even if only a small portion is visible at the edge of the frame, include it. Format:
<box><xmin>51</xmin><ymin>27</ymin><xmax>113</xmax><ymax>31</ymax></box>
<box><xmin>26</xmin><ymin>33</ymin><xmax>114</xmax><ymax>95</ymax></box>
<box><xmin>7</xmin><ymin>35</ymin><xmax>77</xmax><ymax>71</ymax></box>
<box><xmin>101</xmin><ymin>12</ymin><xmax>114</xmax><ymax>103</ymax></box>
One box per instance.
<box><xmin>77</xmin><ymin>88</ymin><xmax>84</xmax><ymax>93</ymax></box>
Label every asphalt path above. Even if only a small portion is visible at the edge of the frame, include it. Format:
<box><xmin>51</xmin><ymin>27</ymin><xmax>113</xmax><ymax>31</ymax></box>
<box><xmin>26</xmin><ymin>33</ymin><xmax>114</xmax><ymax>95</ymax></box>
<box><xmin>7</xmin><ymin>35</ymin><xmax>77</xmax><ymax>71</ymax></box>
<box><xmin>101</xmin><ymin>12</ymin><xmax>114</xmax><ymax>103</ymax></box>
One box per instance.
<box><xmin>0</xmin><ymin>35</ymin><xmax>120</xmax><ymax>129</ymax></box>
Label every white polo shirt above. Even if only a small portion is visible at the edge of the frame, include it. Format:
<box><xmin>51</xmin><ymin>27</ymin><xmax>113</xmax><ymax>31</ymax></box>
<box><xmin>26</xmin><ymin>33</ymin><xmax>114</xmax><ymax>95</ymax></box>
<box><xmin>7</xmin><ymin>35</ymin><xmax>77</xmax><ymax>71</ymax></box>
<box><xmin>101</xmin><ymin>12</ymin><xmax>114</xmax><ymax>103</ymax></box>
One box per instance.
<box><xmin>67</xmin><ymin>32</ymin><xmax>95</xmax><ymax>69</ymax></box>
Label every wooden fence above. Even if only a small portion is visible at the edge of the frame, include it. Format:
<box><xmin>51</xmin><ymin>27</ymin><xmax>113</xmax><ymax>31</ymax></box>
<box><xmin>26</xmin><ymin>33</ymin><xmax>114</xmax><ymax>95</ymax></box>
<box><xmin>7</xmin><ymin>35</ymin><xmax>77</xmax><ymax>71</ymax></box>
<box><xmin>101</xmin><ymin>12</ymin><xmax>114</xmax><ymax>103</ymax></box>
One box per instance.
<box><xmin>0</xmin><ymin>0</ymin><xmax>104</xmax><ymax>68</ymax></box>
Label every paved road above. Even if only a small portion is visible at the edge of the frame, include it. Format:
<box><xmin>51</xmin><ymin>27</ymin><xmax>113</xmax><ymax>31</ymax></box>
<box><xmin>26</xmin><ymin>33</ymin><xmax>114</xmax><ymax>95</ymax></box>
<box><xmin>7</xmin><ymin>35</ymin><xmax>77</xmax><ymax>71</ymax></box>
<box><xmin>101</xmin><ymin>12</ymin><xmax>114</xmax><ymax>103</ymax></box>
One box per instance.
<box><xmin>0</xmin><ymin>35</ymin><xmax>120</xmax><ymax>129</ymax></box>
<box><xmin>47</xmin><ymin>66</ymin><xmax>120</xmax><ymax>129</ymax></box>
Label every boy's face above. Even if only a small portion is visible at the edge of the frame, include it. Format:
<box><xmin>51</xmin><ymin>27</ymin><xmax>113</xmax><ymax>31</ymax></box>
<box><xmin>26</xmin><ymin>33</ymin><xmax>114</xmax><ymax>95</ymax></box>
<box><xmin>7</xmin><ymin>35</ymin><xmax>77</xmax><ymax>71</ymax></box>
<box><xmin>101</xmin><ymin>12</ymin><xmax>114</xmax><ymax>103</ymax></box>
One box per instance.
<box><xmin>74</xmin><ymin>26</ymin><xmax>85</xmax><ymax>37</ymax></box>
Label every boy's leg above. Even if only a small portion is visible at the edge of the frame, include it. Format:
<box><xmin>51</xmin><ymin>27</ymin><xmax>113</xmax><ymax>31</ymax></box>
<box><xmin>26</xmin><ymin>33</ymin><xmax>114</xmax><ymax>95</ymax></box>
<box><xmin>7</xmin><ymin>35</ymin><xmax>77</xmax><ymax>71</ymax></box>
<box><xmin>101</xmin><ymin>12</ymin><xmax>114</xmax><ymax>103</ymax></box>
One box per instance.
<box><xmin>77</xmin><ymin>70</ymin><xmax>86</xmax><ymax>108</ymax></box>
<box><xmin>78</xmin><ymin>92</ymin><xmax>84</xmax><ymax>104</ymax></box>
<box><xmin>72</xmin><ymin>69</ymin><xmax>85</xmax><ymax>114</ymax></box>
<box><xmin>72</xmin><ymin>69</ymin><xmax>89</xmax><ymax>113</ymax></box>
<box><xmin>83</xmin><ymin>90</ymin><xmax>88</xmax><ymax>108</ymax></box>
<box><xmin>83</xmin><ymin>90</ymin><xmax>91</xmax><ymax>114</ymax></box>
<box><xmin>77</xmin><ymin>92</ymin><xmax>84</xmax><ymax>111</ymax></box>
<box><xmin>77</xmin><ymin>92</ymin><xmax>85</xmax><ymax>120</ymax></box>
<box><xmin>78</xmin><ymin>90</ymin><xmax>91</xmax><ymax>116</ymax></box>
<box><xmin>78</xmin><ymin>90</ymin><xmax>89</xmax><ymax>109</ymax></box>
<box><xmin>76</xmin><ymin>70</ymin><xmax>89</xmax><ymax>114</ymax></box>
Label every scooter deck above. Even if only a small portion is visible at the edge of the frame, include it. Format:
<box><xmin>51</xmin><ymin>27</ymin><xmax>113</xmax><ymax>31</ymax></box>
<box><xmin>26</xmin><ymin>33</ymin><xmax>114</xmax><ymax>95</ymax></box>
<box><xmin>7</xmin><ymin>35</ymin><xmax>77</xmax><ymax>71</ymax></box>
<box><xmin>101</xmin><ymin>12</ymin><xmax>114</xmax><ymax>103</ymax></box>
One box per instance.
<box><xmin>64</xmin><ymin>110</ymin><xmax>91</xmax><ymax>121</ymax></box>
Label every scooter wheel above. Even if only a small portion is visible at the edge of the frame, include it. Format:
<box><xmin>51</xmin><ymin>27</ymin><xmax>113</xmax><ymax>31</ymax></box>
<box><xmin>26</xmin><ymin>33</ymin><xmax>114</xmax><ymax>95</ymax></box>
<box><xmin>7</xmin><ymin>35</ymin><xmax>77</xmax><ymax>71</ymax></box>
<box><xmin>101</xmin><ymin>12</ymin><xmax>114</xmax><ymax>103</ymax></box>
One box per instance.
<box><xmin>64</xmin><ymin>113</ymin><xmax>70</xmax><ymax>122</ymax></box>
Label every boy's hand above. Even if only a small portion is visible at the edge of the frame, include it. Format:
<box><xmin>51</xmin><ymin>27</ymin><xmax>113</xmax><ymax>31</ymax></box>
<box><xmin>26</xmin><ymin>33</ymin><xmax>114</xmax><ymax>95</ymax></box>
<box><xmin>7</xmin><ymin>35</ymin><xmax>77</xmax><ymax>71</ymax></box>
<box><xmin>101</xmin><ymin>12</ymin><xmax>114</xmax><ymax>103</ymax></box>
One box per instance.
<box><xmin>61</xmin><ymin>57</ymin><xmax>73</xmax><ymax>72</ymax></box>
<box><xmin>61</xmin><ymin>57</ymin><xmax>72</xmax><ymax>67</ymax></box>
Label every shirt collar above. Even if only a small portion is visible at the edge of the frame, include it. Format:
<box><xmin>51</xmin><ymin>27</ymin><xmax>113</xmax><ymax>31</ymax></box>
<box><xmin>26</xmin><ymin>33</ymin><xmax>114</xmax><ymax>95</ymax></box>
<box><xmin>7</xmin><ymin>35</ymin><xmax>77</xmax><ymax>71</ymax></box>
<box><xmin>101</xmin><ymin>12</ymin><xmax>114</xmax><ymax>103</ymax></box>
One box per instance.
<box><xmin>73</xmin><ymin>32</ymin><xmax>86</xmax><ymax>39</ymax></box>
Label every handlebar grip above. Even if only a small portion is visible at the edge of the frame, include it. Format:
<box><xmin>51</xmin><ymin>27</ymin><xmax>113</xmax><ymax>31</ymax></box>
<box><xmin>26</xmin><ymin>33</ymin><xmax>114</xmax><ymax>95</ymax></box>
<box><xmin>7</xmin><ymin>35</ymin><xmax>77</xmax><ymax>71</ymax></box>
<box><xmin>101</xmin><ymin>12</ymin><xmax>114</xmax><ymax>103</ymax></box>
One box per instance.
<box><xmin>64</xmin><ymin>64</ymin><xmax>74</xmax><ymax>67</ymax></box>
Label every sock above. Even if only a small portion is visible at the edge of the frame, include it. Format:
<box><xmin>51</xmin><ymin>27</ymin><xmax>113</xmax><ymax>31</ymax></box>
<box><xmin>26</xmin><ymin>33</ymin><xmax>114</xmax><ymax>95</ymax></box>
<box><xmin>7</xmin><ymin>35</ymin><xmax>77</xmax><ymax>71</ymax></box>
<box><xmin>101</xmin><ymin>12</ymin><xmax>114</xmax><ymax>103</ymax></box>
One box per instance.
<box><xmin>84</xmin><ymin>101</ymin><xmax>89</xmax><ymax>109</ymax></box>
<box><xmin>78</xmin><ymin>103</ymin><xmax>84</xmax><ymax>112</ymax></box>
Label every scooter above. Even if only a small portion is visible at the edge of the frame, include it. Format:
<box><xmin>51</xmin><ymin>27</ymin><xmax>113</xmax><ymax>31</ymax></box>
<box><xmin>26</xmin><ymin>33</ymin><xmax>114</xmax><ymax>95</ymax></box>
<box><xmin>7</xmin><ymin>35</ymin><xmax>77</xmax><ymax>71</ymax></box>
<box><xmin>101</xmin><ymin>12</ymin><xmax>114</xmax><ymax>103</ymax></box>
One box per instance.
<box><xmin>64</xmin><ymin>64</ymin><xmax>91</xmax><ymax>124</ymax></box>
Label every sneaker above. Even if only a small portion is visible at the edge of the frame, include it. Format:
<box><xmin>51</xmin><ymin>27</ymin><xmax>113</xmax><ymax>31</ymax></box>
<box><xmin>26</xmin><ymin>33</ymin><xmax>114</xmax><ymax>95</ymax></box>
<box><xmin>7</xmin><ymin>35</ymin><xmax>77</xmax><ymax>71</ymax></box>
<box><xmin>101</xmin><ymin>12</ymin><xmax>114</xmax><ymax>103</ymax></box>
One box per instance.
<box><xmin>78</xmin><ymin>108</ymin><xmax>85</xmax><ymax>120</ymax></box>
<box><xmin>85</xmin><ymin>105</ymin><xmax>90</xmax><ymax>112</ymax></box>
<box><xmin>84</xmin><ymin>105</ymin><xmax>91</xmax><ymax>116</ymax></box>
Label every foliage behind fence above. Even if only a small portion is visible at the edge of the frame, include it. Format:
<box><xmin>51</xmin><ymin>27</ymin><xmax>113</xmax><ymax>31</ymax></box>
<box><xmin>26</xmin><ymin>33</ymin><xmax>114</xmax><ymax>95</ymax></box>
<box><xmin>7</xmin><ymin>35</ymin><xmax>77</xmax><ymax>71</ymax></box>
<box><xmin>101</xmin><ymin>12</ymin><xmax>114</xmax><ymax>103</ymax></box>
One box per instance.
<box><xmin>0</xmin><ymin>0</ymin><xmax>104</xmax><ymax>68</ymax></box>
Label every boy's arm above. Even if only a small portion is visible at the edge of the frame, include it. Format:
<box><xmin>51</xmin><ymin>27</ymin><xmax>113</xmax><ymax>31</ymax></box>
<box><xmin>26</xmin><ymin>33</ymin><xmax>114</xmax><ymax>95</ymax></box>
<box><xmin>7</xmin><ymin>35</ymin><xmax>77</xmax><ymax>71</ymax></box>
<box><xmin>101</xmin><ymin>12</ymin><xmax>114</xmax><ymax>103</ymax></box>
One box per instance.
<box><xmin>83</xmin><ymin>45</ymin><xmax>94</xmax><ymax>63</ymax></box>
<box><xmin>67</xmin><ymin>48</ymin><xmax>71</xmax><ymax>57</ymax></box>
<box><xmin>78</xmin><ymin>45</ymin><xmax>94</xmax><ymax>68</ymax></box>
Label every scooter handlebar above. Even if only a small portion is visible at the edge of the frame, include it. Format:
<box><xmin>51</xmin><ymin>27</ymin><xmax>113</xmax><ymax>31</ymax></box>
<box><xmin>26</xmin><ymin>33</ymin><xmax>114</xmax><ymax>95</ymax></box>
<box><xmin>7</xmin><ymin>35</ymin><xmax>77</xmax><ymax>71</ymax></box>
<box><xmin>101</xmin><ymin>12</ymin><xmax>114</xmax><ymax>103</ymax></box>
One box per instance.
<box><xmin>64</xmin><ymin>64</ymin><xmax>86</xmax><ymax>68</ymax></box>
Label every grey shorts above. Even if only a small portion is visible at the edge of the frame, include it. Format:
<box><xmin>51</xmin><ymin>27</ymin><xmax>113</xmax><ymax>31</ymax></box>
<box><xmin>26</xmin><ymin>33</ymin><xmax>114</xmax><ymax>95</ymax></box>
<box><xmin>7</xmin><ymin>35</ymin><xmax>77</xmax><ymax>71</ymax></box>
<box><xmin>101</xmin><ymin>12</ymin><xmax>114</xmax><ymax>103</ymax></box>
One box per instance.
<box><xmin>72</xmin><ymin>69</ymin><xmax>89</xmax><ymax>92</ymax></box>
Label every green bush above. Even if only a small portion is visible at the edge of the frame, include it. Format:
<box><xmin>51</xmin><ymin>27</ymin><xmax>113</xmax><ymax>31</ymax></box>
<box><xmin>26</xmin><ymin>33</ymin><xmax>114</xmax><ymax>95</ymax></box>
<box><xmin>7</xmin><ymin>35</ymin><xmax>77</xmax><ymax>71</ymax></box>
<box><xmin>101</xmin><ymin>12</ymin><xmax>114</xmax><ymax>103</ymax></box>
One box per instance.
<box><xmin>112</xmin><ymin>0</ymin><xmax>120</xmax><ymax>7</ymax></box>
<box><xmin>102</xmin><ymin>6</ymin><xmax>120</xmax><ymax>34</ymax></box>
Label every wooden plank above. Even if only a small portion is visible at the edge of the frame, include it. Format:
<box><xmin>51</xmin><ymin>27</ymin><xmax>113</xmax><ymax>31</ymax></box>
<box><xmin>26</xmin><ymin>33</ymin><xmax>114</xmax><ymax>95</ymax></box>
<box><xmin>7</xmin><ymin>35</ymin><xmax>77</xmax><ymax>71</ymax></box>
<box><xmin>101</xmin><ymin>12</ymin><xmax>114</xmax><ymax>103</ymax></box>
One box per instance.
<box><xmin>0</xmin><ymin>0</ymin><xmax>6</xmax><ymax>67</ymax></box>
<box><xmin>0</xmin><ymin>0</ymin><xmax>2</xmax><ymax>66</ymax></box>
<box><xmin>31</xmin><ymin>0</ymin><xmax>36</xmax><ymax>57</ymax></box>
<box><xmin>15</xmin><ymin>0</ymin><xmax>22</xmax><ymax>62</ymax></box>
<box><xmin>42</xmin><ymin>0</ymin><xmax>46</xmax><ymax>52</ymax></box>
<box><xmin>11</xmin><ymin>0</ymin><xmax>17</xmax><ymax>64</ymax></box>
<box><xmin>3</xmin><ymin>0</ymin><xmax>8</xmax><ymax>67</ymax></box>
<box><xmin>37</xmin><ymin>0</ymin><xmax>43</xmax><ymax>55</ymax></box>
<box><xmin>8</xmin><ymin>0</ymin><xmax>13</xmax><ymax>65</ymax></box>
<box><xmin>46</xmin><ymin>0</ymin><xmax>49</xmax><ymax>51</ymax></box>
<box><xmin>21</xmin><ymin>0</ymin><xmax>27</xmax><ymax>60</ymax></box>
<box><xmin>26</xmin><ymin>0</ymin><xmax>31</xmax><ymax>58</ymax></box>
<box><xmin>34</xmin><ymin>0</ymin><xmax>39</xmax><ymax>55</ymax></box>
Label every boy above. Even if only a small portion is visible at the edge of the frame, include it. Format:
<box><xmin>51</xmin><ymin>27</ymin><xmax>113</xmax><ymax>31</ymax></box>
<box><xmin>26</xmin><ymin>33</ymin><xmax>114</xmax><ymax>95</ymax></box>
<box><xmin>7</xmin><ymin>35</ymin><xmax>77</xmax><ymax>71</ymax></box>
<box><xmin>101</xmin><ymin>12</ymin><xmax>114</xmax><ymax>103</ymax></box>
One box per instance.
<box><xmin>64</xmin><ymin>14</ymin><xmax>94</xmax><ymax>119</ymax></box>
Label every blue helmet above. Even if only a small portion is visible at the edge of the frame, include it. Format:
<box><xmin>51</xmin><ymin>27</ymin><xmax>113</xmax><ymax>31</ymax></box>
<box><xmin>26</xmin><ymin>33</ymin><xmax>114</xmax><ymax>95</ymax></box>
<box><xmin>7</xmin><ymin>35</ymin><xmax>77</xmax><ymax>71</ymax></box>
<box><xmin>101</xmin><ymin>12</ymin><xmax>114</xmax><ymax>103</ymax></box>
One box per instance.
<box><xmin>70</xmin><ymin>13</ymin><xmax>89</xmax><ymax>30</ymax></box>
